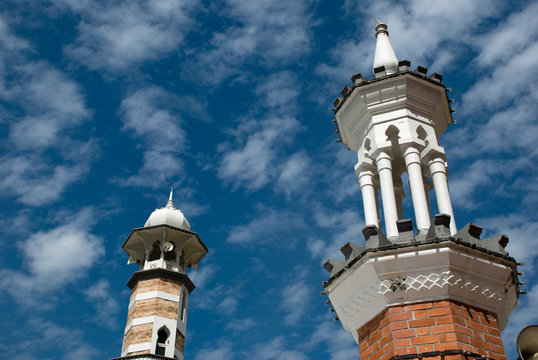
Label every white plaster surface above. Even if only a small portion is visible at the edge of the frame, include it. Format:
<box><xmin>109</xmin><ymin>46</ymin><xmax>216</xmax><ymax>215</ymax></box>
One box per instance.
<box><xmin>128</xmin><ymin>291</ymin><xmax>180</xmax><ymax>310</ymax></box>
<box><xmin>336</xmin><ymin>72</ymin><xmax>455</xmax><ymax>238</ymax></box>
<box><xmin>326</xmin><ymin>245</ymin><xmax>517</xmax><ymax>344</ymax></box>
<box><xmin>122</xmin><ymin>342</ymin><xmax>151</xmax><ymax>357</ymax></box>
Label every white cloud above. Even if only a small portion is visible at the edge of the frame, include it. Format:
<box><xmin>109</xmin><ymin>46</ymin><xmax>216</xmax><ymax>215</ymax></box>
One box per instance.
<box><xmin>250</xmin><ymin>336</ymin><xmax>308</xmax><ymax>360</ymax></box>
<box><xmin>194</xmin><ymin>341</ymin><xmax>235</xmax><ymax>360</ymax></box>
<box><xmin>325</xmin><ymin>145</ymin><xmax>361</xmax><ymax>203</ymax></box>
<box><xmin>0</xmin><ymin>62</ymin><xmax>95</xmax><ymax>204</ymax></box>
<box><xmin>255</xmin><ymin>71</ymin><xmax>300</xmax><ymax>115</ymax></box>
<box><xmin>218</xmin><ymin>72</ymin><xmax>305</xmax><ymax>193</ymax></box>
<box><xmin>225</xmin><ymin>318</ymin><xmax>258</xmax><ymax>332</ymax></box>
<box><xmin>462</xmin><ymin>42</ymin><xmax>538</xmax><ymax>112</ymax></box>
<box><xmin>0</xmin><ymin>208</ymin><xmax>104</xmax><ymax>306</ymax></box>
<box><xmin>319</xmin><ymin>0</ymin><xmax>505</xmax><ymax>83</ymax></box>
<box><xmin>188</xmin><ymin>263</ymin><xmax>217</xmax><ymax>289</ymax></box>
<box><xmin>185</xmin><ymin>0</ymin><xmax>311</xmax><ymax>85</ymax></box>
<box><xmin>0</xmin><ymin>154</ymin><xmax>89</xmax><ymax>206</ymax></box>
<box><xmin>192</xmin><ymin>284</ymin><xmax>238</xmax><ymax>315</ymax></box>
<box><xmin>449</xmin><ymin>156</ymin><xmax>531</xmax><ymax>211</ymax></box>
<box><xmin>61</xmin><ymin>0</ymin><xmax>199</xmax><ymax>72</ymax></box>
<box><xmin>218</xmin><ymin>117</ymin><xmax>300</xmax><ymax>191</ymax></box>
<box><xmin>226</xmin><ymin>207</ymin><xmax>306</xmax><ymax>246</ymax></box>
<box><xmin>474</xmin><ymin>2</ymin><xmax>538</xmax><ymax>68</ymax></box>
<box><xmin>304</xmin><ymin>321</ymin><xmax>358</xmax><ymax>360</ymax></box>
<box><xmin>309</xmin><ymin>206</ymin><xmax>364</xmax><ymax>260</ymax></box>
<box><xmin>0</xmin><ymin>18</ymin><xmax>95</xmax><ymax>206</ymax></box>
<box><xmin>6</xmin><ymin>63</ymin><xmax>90</xmax><ymax>150</ymax></box>
<box><xmin>281</xmin><ymin>279</ymin><xmax>311</xmax><ymax>326</ymax></box>
<box><xmin>0</xmin><ymin>15</ymin><xmax>30</xmax><ymax>90</ymax></box>
<box><xmin>84</xmin><ymin>279</ymin><xmax>120</xmax><ymax>329</ymax></box>
<box><xmin>276</xmin><ymin>152</ymin><xmax>311</xmax><ymax>198</ymax></box>
<box><xmin>502</xmin><ymin>284</ymin><xmax>538</xmax><ymax>359</ymax></box>
<box><xmin>0</xmin><ymin>318</ymin><xmax>99</xmax><ymax>360</ymax></box>
<box><xmin>477</xmin><ymin>214</ymin><xmax>538</xmax><ymax>274</ymax></box>
<box><xmin>117</xmin><ymin>86</ymin><xmax>187</xmax><ymax>188</ymax></box>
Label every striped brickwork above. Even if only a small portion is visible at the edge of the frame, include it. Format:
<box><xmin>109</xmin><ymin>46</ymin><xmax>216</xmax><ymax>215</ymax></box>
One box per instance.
<box><xmin>121</xmin><ymin>277</ymin><xmax>186</xmax><ymax>358</ymax></box>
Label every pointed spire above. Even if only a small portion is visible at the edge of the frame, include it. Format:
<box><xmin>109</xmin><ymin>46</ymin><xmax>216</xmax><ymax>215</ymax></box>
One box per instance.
<box><xmin>166</xmin><ymin>187</ymin><xmax>174</xmax><ymax>209</ymax></box>
<box><xmin>373</xmin><ymin>18</ymin><xmax>398</xmax><ymax>75</ymax></box>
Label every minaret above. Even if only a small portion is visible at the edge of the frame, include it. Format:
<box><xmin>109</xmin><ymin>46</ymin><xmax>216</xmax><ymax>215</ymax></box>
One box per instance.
<box><xmin>324</xmin><ymin>21</ymin><xmax>523</xmax><ymax>360</ymax></box>
<box><xmin>112</xmin><ymin>189</ymin><xmax>208</xmax><ymax>360</ymax></box>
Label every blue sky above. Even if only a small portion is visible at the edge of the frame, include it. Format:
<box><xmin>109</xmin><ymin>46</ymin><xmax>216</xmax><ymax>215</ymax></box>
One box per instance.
<box><xmin>0</xmin><ymin>0</ymin><xmax>537</xmax><ymax>359</ymax></box>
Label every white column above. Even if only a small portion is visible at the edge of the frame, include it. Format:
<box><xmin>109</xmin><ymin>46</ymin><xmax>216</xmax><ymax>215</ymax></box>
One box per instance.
<box><xmin>376</xmin><ymin>152</ymin><xmax>398</xmax><ymax>238</ymax></box>
<box><xmin>358</xmin><ymin>170</ymin><xmax>379</xmax><ymax>227</ymax></box>
<box><xmin>393</xmin><ymin>177</ymin><xmax>404</xmax><ymax>220</ymax></box>
<box><xmin>428</xmin><ymin>158</ymin><xmax>457</xmax><ymax>235</ymax></box>
<box><xmin>404</xmin><ymin>147</ymin><xmax>431</xmax><ymax>232</ymax></box>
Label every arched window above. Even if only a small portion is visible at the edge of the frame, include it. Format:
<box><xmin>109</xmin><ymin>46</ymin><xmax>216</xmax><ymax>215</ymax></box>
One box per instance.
<box><xmin>155</xmin><ymin>326</ymin><xmax>169</xmax><ymax>356</ymax></box>
<box><xmin>148</xmin><ymin>242</ymin><xmax>161</xmax><ymax>261</ymax></box>
<box><xmin>164</xmin><ymin>248</ymin><xmax>176</xmax><ymax>261</ymax></box>
<box><xmin>179</xmin><ymin>288</ymin><xmax>188</xmax><ymax>322</ymax></box>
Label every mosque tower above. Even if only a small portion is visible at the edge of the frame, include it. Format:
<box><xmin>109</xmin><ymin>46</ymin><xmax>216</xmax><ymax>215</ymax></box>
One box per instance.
<box><xmin>111</xmin><ymin>190</ymin><xmax>208</xmax><ymax>360</ymax></box>
<box><xmin>323</xmin><ymin>21</ymin><xmax>523</xmax><ymax>360</ymax></box>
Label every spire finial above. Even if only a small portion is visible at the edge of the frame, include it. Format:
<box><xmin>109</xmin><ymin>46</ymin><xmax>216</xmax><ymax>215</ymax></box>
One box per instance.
<box><xmin>373</xmin><ymin>18</ymin><xmax>398</xmax><ymax>75</ymax></box>
<box><xmin>166</xmin><ymin>187</ymin><xmax>174</xmax><ymax>208</ymax></box>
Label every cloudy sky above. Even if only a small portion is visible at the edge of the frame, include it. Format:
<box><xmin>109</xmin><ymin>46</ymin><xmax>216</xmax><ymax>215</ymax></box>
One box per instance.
<box><xmin>0</xmin><ymin>0</ymin><xmax>537</xmax><ymax>359</ymax></box>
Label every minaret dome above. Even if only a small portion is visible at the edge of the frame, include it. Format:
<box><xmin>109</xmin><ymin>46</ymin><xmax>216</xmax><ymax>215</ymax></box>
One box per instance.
<box><xmin>144</xmin><ymin>188</ymin><xmax>191</xmax><ymax>230</ymax></box>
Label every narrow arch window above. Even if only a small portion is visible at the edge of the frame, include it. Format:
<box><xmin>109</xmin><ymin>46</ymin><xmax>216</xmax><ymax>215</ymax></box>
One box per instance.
<box><xmin>179</xmin><ymin>288</ymin><xmax>188</xmax><ymax>322</ymax></box>
<box><xmin>155</xmin><ymin>326</ymin><xmax>169</xmax><ymax>356</ymax></box>
<box><xmin>148</xmin><ymin>242</ymin><xmax>161</xmax><ymax>261</ymax></box>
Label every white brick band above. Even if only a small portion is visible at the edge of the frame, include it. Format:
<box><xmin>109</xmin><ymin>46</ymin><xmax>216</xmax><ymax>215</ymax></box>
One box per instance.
<box><xmin>124</xmin><ymin>316</ymin><xmax>155</xmax><ymax>334</ymax></box>
<box><xmin>128</xmin><ymin>291</ymin><xmax>180</xmax><ymax>309</ymax></box>
<box><xmin>121</xmin><ymin>342</ymin><xmax>151</xmax><ymax>357</ymax></box>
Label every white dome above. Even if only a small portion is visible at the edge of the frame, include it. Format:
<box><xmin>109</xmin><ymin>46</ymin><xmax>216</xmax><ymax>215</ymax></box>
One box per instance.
<box><xmin>144</xmin><ymin>190</ymin><xmax>191</xmax><ymax>230</ymax></box>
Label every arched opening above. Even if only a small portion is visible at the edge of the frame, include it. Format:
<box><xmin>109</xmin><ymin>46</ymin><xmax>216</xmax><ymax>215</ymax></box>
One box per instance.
<box><xmin>148</xmin><ymin>242</ymin><xmax>161</xmax><ymax>261</ymax></box>
<box><xmin>164</xmin><ymin>248</ymin><xmax>176</xmax><ymax>262</ymax></box>
<box><xmin>179</xmin><ymin>288</ymin><xmax>188</xmax><ymax>322</ymax></box>
<box><xmin>155</xmin><ymin>326</ymin><xmax>169</xmax><ymax>356</ymax></box>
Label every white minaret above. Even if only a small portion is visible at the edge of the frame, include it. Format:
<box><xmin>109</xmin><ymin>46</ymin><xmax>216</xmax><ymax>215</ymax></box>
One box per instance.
<box><xmin>335</xmin><ymin>19</ymin><xmax>456</xmax><ymax>238</ymax></box>
<box><xmin>324</xmin><ymin>21</ymin><xmax>522</xmax><ymax>360</ymax></box>
<box><xmin>112</xmin><ymin>189</ymin><xmax>208</xmax><ymax>360</ymax></box>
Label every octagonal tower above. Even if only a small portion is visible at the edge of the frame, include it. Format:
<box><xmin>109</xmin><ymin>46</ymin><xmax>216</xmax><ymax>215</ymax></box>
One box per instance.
<box><xmin>324</xmin><ymin>21</ymin><xmax>522</xmax><ymax>360</ymax></box>
<box><xmin>112</xmin><ymin>190</ymin><xmax>208</xmax><ymax>360</ymax></box>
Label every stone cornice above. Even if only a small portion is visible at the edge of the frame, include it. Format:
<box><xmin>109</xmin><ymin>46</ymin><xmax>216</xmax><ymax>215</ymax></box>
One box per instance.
<box><xmin>325</xmin><ymin>237</ymin><xmax>517</xmax><ymax>286</ymax></box>
<box><xmin>127</xmin><ymin>268</ymin><xmax>195</xmax><ymax>293</ymax></box>
<box><xmin>324</xmin><ymin>243</ymin><xmax>518</xmax><ymax>344</ymax></box>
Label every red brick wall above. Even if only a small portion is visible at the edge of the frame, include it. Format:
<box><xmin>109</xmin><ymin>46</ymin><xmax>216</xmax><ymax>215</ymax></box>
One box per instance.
<box><xmin>357</xmin><ymin>300</ymin><xmax>506</xmax><ymax>360</ymax></box>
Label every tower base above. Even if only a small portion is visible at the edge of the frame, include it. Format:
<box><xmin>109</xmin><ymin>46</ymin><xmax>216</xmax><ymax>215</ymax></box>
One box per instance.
<box><xmin>358</xmin><ymin>300</ymin><xmax>506</xmax><ymax>360</ymax></box>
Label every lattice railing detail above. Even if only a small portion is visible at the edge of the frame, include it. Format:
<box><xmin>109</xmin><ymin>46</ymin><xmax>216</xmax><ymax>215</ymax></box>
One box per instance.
<box><xmin>378</xmin><ymin>270</ymin><xmax>503</xmax><ymax>301</ymax></box>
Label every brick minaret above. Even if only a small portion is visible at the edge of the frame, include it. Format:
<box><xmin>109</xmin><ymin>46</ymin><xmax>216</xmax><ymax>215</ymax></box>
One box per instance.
<box><xmin>323</xmin><ymin>21</ymin><xmax>522</xmax><ymax>360</ymax></box>
<box><xmin>112</xmin><ymin>190</ymin><xmax>208</xmax><ymax>360</ymax></box>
